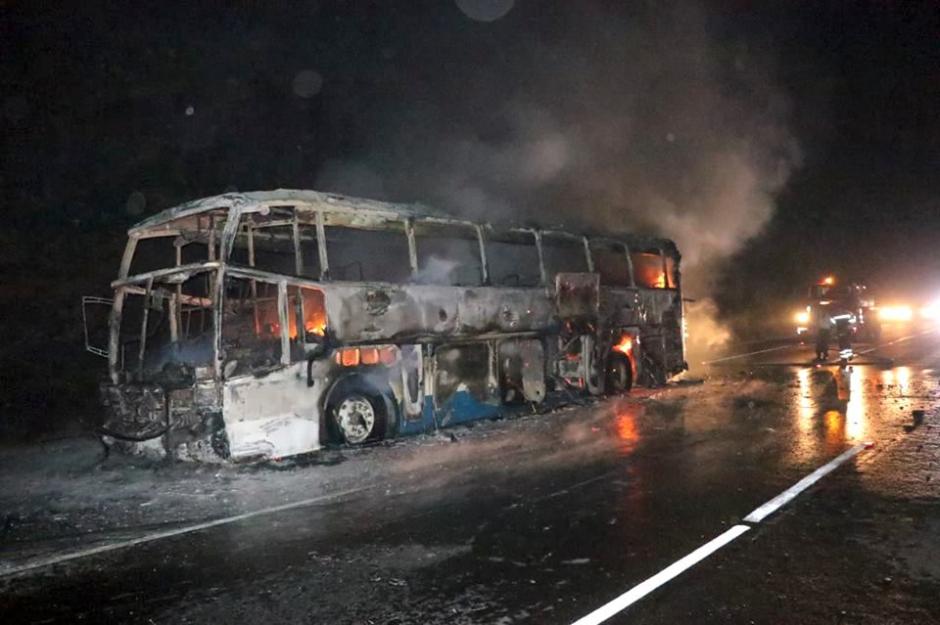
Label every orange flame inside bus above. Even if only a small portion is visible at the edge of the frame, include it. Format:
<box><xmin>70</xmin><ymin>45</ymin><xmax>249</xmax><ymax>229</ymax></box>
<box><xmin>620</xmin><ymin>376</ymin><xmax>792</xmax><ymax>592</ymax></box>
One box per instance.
<box><xmin>613</xmin><ymin>334</ymin><xmax>633</xmax><ymax>356</ymax></box>
<box><xmin>250</xmin><ymin>288</ymin><xmax>326</xmax><ymax>339</ymax></box>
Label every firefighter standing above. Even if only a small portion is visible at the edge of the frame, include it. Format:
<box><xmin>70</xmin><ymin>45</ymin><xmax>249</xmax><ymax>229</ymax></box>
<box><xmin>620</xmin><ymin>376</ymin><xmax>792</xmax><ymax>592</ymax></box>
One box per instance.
<box><xmin>833</xmin><ymin>313</ymin><xmax>854</xmax><ymax>365</ymax></box>
<box><xmin>814</xmin><ymin>308</ymin><xmax>834</xmax><ymax>361</ymax></box>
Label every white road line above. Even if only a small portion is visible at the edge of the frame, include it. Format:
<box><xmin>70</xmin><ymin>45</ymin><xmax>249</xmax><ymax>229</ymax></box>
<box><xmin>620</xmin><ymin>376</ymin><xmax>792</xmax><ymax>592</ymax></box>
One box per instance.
<box><xmin>706</xmin><ymin>328</ymin><xmax>934</xmax><ymax>367</ymax></box>
<box><xmin>855</xmin><ymin>329</ymin><xmax>934</xmax><ymax>357</ymax></box>
<box><xmin>533</xmin><ymin>470</ymin><xmax>623</xmax><ymax>503</ymax></box>
<box><xmin>570</xmin><ymin>525</ymin><xmax>752</xmax><ymax>625</ymax></box>
<box><xmin>0</xmin><ymin>485</ymin><xmax>369</xmax><ymax>579</ymax></box>
<box><xmin>570</xmin><ymin>443</ymin><xmax>872</xmax><ymax>624</ymax></box>
<box><xmin>743</xmin><ymin>443</ymin><xmax>866</xmax><ymax>523</ymax></box>
<box><xmin>702</xmin><ymin>344</ymin><xmax>791</xmax><ymax>365</ymax></box>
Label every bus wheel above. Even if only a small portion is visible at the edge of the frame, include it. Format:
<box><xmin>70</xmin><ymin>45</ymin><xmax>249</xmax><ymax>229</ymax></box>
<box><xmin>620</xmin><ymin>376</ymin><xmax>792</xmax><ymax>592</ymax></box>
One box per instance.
<box><xmin>606</xmin><ymin>355</ymin><xmax>632</xmax><ymax>395</ymax></box>
<box><xmin>331</xmin><ymin>392</ymin><xmax>384</xmax><ymax>445</ymax></box>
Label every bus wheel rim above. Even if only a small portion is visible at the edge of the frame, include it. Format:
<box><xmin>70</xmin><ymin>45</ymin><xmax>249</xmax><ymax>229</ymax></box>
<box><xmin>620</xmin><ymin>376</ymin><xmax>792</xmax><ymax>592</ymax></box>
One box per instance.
<box><xmin>336</xmin><ymin>396</ymin><xmax>375</xmax><ymax>444</ymax></box>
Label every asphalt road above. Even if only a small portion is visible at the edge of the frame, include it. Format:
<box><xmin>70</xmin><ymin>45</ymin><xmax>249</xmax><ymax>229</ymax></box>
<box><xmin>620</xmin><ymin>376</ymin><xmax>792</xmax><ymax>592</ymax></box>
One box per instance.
<box><xmin>2</xmin><ymin>328</ymin><xmax>939</xmax><ymax>624</ymax></box>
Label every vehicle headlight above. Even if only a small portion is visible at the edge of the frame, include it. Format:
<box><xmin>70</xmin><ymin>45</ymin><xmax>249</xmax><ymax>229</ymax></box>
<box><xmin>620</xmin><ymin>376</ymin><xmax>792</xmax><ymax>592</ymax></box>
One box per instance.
<box><xmin>920</xmin><ymin>301</ymin><xmax>940</xmax><ymax>320</ymax></box>
<box><xmin>878</xmin><ymin>306</ymin><xmax>913</xmax><ymax>321</ymax></box>
<box><xmin>794</xmin><ymin>311</ymin><xmax>810</xmax><ymax>325</ymax></box>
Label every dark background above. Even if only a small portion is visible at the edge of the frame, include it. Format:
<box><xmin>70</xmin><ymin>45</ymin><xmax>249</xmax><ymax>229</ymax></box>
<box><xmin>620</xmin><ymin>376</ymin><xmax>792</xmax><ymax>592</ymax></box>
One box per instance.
<box><xmin>2</xmin><ymin>0</ymin><xmax>939</xmax><ymax>436</ymax></box>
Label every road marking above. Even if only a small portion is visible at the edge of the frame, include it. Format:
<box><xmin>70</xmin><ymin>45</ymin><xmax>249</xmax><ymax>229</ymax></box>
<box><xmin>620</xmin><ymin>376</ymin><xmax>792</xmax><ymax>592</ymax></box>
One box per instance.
<box><xmin>570</xmin><ymin>525</ymin><xmax>752</xmax><ymax>625</ymax></box>
<box><xmin>854</xmin><ymin>329</ymin><xmax>934</xmax><ymax>357</ymax></box>
<box><xmin>570</xmin><ymin>443</ymin><xmax>870</xmax><ymax>624</ymax></box>
<box><xmin>702</xmin><ymin>344</ymin><xmax>791</xmax><ymax>365</ymax></box>
<box><xmin>743</xmin><ymin>443</ymin><xmax>866</xmax><ymax>523</ymax></box>
<box><xmin>808</xmin><ymin>329</ymin><xmax>935</xmax><ymax>365</ymax></box>
<box><xmin>533</xmin><ymin>469</ymin><xmax>623</xmax><ymax>503</ymax></box>
<box><xmin>0</xmin><ymin>485</ymin><xmax>369</xmax><ymax>579</ymax></box>
<box><xmin>706</xmin><ymin>328</ymin><xmax>935</xmax><ymax>368</ymax></box>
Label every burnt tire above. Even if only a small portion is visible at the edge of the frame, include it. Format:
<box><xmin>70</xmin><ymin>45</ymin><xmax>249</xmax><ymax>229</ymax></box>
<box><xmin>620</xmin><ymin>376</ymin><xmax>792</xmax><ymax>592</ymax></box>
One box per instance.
<box><xmin>606</xmin><ymin>355</ymin><xmax>633</xmax><ymax>395</ymax></box>
<box><xmin>327</xmin><ymin>387</ymin><xmax>387</xmax><ymax>446</ymax></box>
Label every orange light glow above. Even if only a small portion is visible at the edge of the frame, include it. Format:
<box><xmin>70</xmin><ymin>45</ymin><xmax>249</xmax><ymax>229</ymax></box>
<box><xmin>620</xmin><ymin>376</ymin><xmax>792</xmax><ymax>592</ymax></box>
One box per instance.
<box><xmin>360</xmin><ymin>347</ymin><xmax>379</xmax><ymax>365</ymax></box>
<box><xmin>616</xmin><ymin>413</ymin><xmax>638</xmax><ymax>443</ymax></box>
<box><xmin>287</xmin><ymin>288</ymin><xmax>326</xmax><ymax>339</ymax></box>
<box><xmin>613</xmin><ymin>334</ymin><xmax>633</xmax><ymax>356</ymax></box>
<box><xmin>820</xmin><ymin>275</ymin><xmax>835</xmax><ymax>286</ymax></box>
<box><xmin>340</xmin><ymin>348</ymin><xmax>360</xmax><ymax>367</ymax></box>
<box><xmin>631</xmin><ymin>252</ymin><xmax>668</xmax><ymax>289</ymax></box>
<box><xmin>334</xmin><ymin>345</ymin><xmax>398</xmax><ymax>367</ymax></box>
<box><xmin>305</xmin><ymin>320</ymin><xmax>326</xmax><ymax>336</ymax></box>
<box><xmin>614</xmin><ymin>406</ymin><xmax>641</xmax><ymax>447</ymax></box>
<box><xmin>824</xmin><ymin>409</ymin><xmax>844</xmax><ymax>450</ymax></box>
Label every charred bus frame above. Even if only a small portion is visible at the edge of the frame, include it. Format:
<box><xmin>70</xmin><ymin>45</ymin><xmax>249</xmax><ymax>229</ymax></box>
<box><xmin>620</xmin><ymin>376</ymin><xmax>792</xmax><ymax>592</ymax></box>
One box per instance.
<box><xmin>84</xmin><ymin>190</ymin><xmax>686</xmax><ymax>461</ymax></box>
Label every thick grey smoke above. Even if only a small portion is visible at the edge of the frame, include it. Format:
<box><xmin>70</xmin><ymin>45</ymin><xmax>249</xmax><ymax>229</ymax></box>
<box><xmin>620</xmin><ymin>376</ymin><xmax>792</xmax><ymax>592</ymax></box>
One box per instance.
<box><xmin>316</xmin><ymin>0</ymin><xmax>799</xmax><ymax>362</ymax></box>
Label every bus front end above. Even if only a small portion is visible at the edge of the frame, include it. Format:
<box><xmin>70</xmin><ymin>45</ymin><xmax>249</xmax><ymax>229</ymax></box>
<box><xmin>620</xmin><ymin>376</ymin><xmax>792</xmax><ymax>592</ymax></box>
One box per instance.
<box><xmin>98</xmin><ymin>264</ymin><xmax>229</xmax><ymax>461</ymax></box>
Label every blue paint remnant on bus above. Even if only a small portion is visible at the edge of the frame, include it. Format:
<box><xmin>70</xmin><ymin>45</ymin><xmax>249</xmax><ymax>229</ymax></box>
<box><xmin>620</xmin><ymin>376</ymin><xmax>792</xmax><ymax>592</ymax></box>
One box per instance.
<box><xmin>438</xmin><ymin>390</ymin><xmax>500</xmax><ymax>426</ymax></box>
<box><xmin>396</xmin><ymin>393</ymin><xmax>500</xmax><ymax>435</ymax></box>
<box><xmin>396</xmin><ymin>398</ymin><xmax>437</xmax><ymax>436</ymax></box>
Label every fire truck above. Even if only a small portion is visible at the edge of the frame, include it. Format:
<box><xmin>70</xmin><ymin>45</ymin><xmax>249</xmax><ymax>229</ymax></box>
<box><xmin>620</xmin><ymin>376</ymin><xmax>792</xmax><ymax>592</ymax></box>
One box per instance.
<box><xmin>794</xmin><ymin>276</ymin><xmax>880</xmax><ymax>342</ymax></box>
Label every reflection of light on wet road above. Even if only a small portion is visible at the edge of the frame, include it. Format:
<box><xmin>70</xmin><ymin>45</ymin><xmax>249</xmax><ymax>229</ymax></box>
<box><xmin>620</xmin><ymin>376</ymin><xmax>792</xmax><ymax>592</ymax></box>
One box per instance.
<box><xmin>824</xmin><ymin>409</ymin><xmax>844</xmax><ymax>451</ymax></box>
<box><xmin>845</xmin><ymin>366</ymin><xmax>867</xmax><ymax>441</ymax></box>
<box><xmin>796</xmin><ymin>367</ymin><xmax>813</xmax><ymax>433</ymax></box>
<box><xmin>790</xmin><ymin>367</ymin><xmax>819</xmax><ymax>462</ymax></box>
<box><xmin>614</xmin><ymin>407</ymin><xmax>640</xmax><ymax>447</ymax></box>
<box><xmin>896</xmin><ymin>366</ymin><xmax>911</xmax><ymax>395</ymax></box>
<box><xmin>793</xmin><ymin>365</ymin><xmax>868</xmax><ymax>459</ymax></box>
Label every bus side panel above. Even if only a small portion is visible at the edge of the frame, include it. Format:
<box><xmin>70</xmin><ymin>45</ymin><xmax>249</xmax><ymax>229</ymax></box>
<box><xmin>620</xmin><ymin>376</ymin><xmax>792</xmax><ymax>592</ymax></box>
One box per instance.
<box><xmin>598</xmin><ymin>288</ymin><xmax>642</xmax><ymax>329</ymax></box>
<box><xmin>432</xmin><ymin>343</ymin><xmax>500</xmax><ymax>426</ymax></box>
<box><xmin>221</xmin><ymin>362</ymin><xmax>324</xmax><ymax>459</ymax></box>
<box><xmin>322</xmin><ymin>284</ymin><xmax>554</xmax><ymax>343</ymax></box>
<box><xmin>396</xmin><ymin>342</ymin><xmax>502</xmax><ymax>434</ymax></box>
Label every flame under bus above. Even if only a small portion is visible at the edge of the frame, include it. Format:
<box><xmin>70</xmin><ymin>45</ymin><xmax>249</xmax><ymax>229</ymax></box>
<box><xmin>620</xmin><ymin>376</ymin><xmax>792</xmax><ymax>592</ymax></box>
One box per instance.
<box><xmin>85</xmin><ymin>190</ymin><xmax>686</xmax><ymax>461</ymax></box>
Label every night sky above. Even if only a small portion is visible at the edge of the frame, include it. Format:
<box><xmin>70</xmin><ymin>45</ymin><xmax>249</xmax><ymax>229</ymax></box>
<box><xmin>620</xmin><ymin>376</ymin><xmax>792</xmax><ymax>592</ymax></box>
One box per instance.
<box><xmin>2</xmin><ymin>1</ymin><xmax>939</xmax><ymax>430</ymax></box>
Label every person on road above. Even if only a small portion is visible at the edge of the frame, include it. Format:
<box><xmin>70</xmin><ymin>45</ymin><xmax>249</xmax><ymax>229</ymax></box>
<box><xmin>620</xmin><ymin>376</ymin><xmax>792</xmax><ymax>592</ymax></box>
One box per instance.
<box><xmin>814</xmin><ymin>308</ymin><xmax>834</xmax><ymax>361</ymax></box>
<box><xmin>833</xmin><ymin>313</ymin><xmax>854</xmax><ymax>366</ymax></box>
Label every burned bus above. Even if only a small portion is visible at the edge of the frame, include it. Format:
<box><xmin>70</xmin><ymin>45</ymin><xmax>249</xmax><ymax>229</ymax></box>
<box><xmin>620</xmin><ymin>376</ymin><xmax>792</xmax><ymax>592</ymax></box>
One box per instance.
<box><xmin>83</xmin><ymin>190</ymin><xmax>686</xmax><ymax>461</ymax></box>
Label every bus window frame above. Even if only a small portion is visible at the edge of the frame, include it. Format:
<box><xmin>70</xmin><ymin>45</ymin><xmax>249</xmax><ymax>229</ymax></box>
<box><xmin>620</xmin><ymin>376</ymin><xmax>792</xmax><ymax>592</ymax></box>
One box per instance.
<box><xmin>483</xmin><ymin>226</ymin><xmax>545</xmax><ymax>288</ymax></box>
<box><xmin>588</xmin><ymin>237</ymin><xmax>636</xmax><ymax>288</ymax></box>
<box><xmin>538</xmin><ymin>229</ymin><xmax>593</xmax><ymax>286</ymax></box>
<box><xmin>111</xmin><ymin>263</ymin><xmax>220</xmax><ymax>380</ymax></box>
<box><xmin>410</xmin><ymin>217</ymin><xmax>488</xmax><ymax>287</ymax></box>
<box><xmin>320</xmin><ymin>211</ymin><xmax>413</xmax><ymax>285</ymax></box>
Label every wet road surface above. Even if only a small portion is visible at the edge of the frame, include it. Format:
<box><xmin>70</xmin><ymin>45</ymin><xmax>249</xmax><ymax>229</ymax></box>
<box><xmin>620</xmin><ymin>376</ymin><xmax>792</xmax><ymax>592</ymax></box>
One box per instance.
<box><xmin>2</xmin><ymin>330</ymin><xmax>939</xmax><ymax>624</ymax></box>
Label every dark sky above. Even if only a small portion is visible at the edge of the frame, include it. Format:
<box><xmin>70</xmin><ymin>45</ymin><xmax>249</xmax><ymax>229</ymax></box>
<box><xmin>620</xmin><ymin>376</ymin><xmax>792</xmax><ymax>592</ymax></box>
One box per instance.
<box><xmin>728</xmin><ymin>0</ymin><xmax>940</xmax><ymax>306</ymax></box>
<box><xmin>2</xmin><ymin>0</ymin><xmax>940</xmax><ymax>313</ymax></box>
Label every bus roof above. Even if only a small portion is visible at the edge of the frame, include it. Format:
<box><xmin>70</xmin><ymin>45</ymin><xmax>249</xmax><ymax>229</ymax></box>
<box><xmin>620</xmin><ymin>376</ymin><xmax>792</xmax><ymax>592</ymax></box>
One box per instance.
<box><xmin>128</xmin><ymin>189</ymin><xmax>448</xmax><ymax>233</ymax></box>
<box><xmin>129</xmin><ymin>188</ymin><xmax>679</xmax><ymax>256</ymax></box>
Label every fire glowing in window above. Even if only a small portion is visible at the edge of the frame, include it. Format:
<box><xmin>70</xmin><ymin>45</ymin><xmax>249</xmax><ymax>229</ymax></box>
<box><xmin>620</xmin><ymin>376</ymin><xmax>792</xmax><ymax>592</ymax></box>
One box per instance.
<box><xmin>287</xmin><ymin>287</ymin><xmax>326</xmax><ymax>339</ymax></box>
<box><xmin>631</xmin><ymin>252</ymin><xmax>672</xmax><ymax>289</ymax></box>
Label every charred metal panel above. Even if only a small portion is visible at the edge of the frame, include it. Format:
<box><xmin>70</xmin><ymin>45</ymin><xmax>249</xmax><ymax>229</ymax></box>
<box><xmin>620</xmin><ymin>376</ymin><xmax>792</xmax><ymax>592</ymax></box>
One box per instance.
<box><xmin>498</xmin><ymin>338</ymin><xmax>546</xmax><ymax>403</ymax></box>
<box><xmin>636</xmin><ymin>289</ymin><xmax>677</xmax><ymax>326</ymax></box>
<box><xmin>598</xmin><ymin>288</ymin><xmax>641</xmax><ymax>328</ymax></box>
<box><xmin>629</xmin><ymin>289</ymin><xmax>686</xmax><ymax>377</ymax></box>
<box><xmin>222</xmin><ymin>361</ymin><xmax>323</xmax><ymax>459</ymax></box>
<box><xmin>555</xmin><ymin>273</ymin><xmax>599</xmax><ymax>321</ymax></box>
<box><xmin>398</xmin><ymin>344</ymin><xmax>425</xmax><ymax>419</ymax></box>
<box><xmin>433</xmin><ymin>343</ymin><xmax>499</xmax><ymax>424</ymax></box>
<box><xmin>323</xmin><ymin>284</ymin><xmax>554</xmax><ymax>343</ymax></box>
<box><xmin>100</xmin><ymin>384</ymin><xmax>167</xmax><ymax>440</ymax></box>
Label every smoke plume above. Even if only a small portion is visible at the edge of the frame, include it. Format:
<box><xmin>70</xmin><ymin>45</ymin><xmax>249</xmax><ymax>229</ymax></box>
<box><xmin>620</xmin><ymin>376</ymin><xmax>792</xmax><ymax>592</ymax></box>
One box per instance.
<box><xmin>317</xmin><ymin>0</ymin><xmax>800</xmax><ymax>362</ymax></box>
